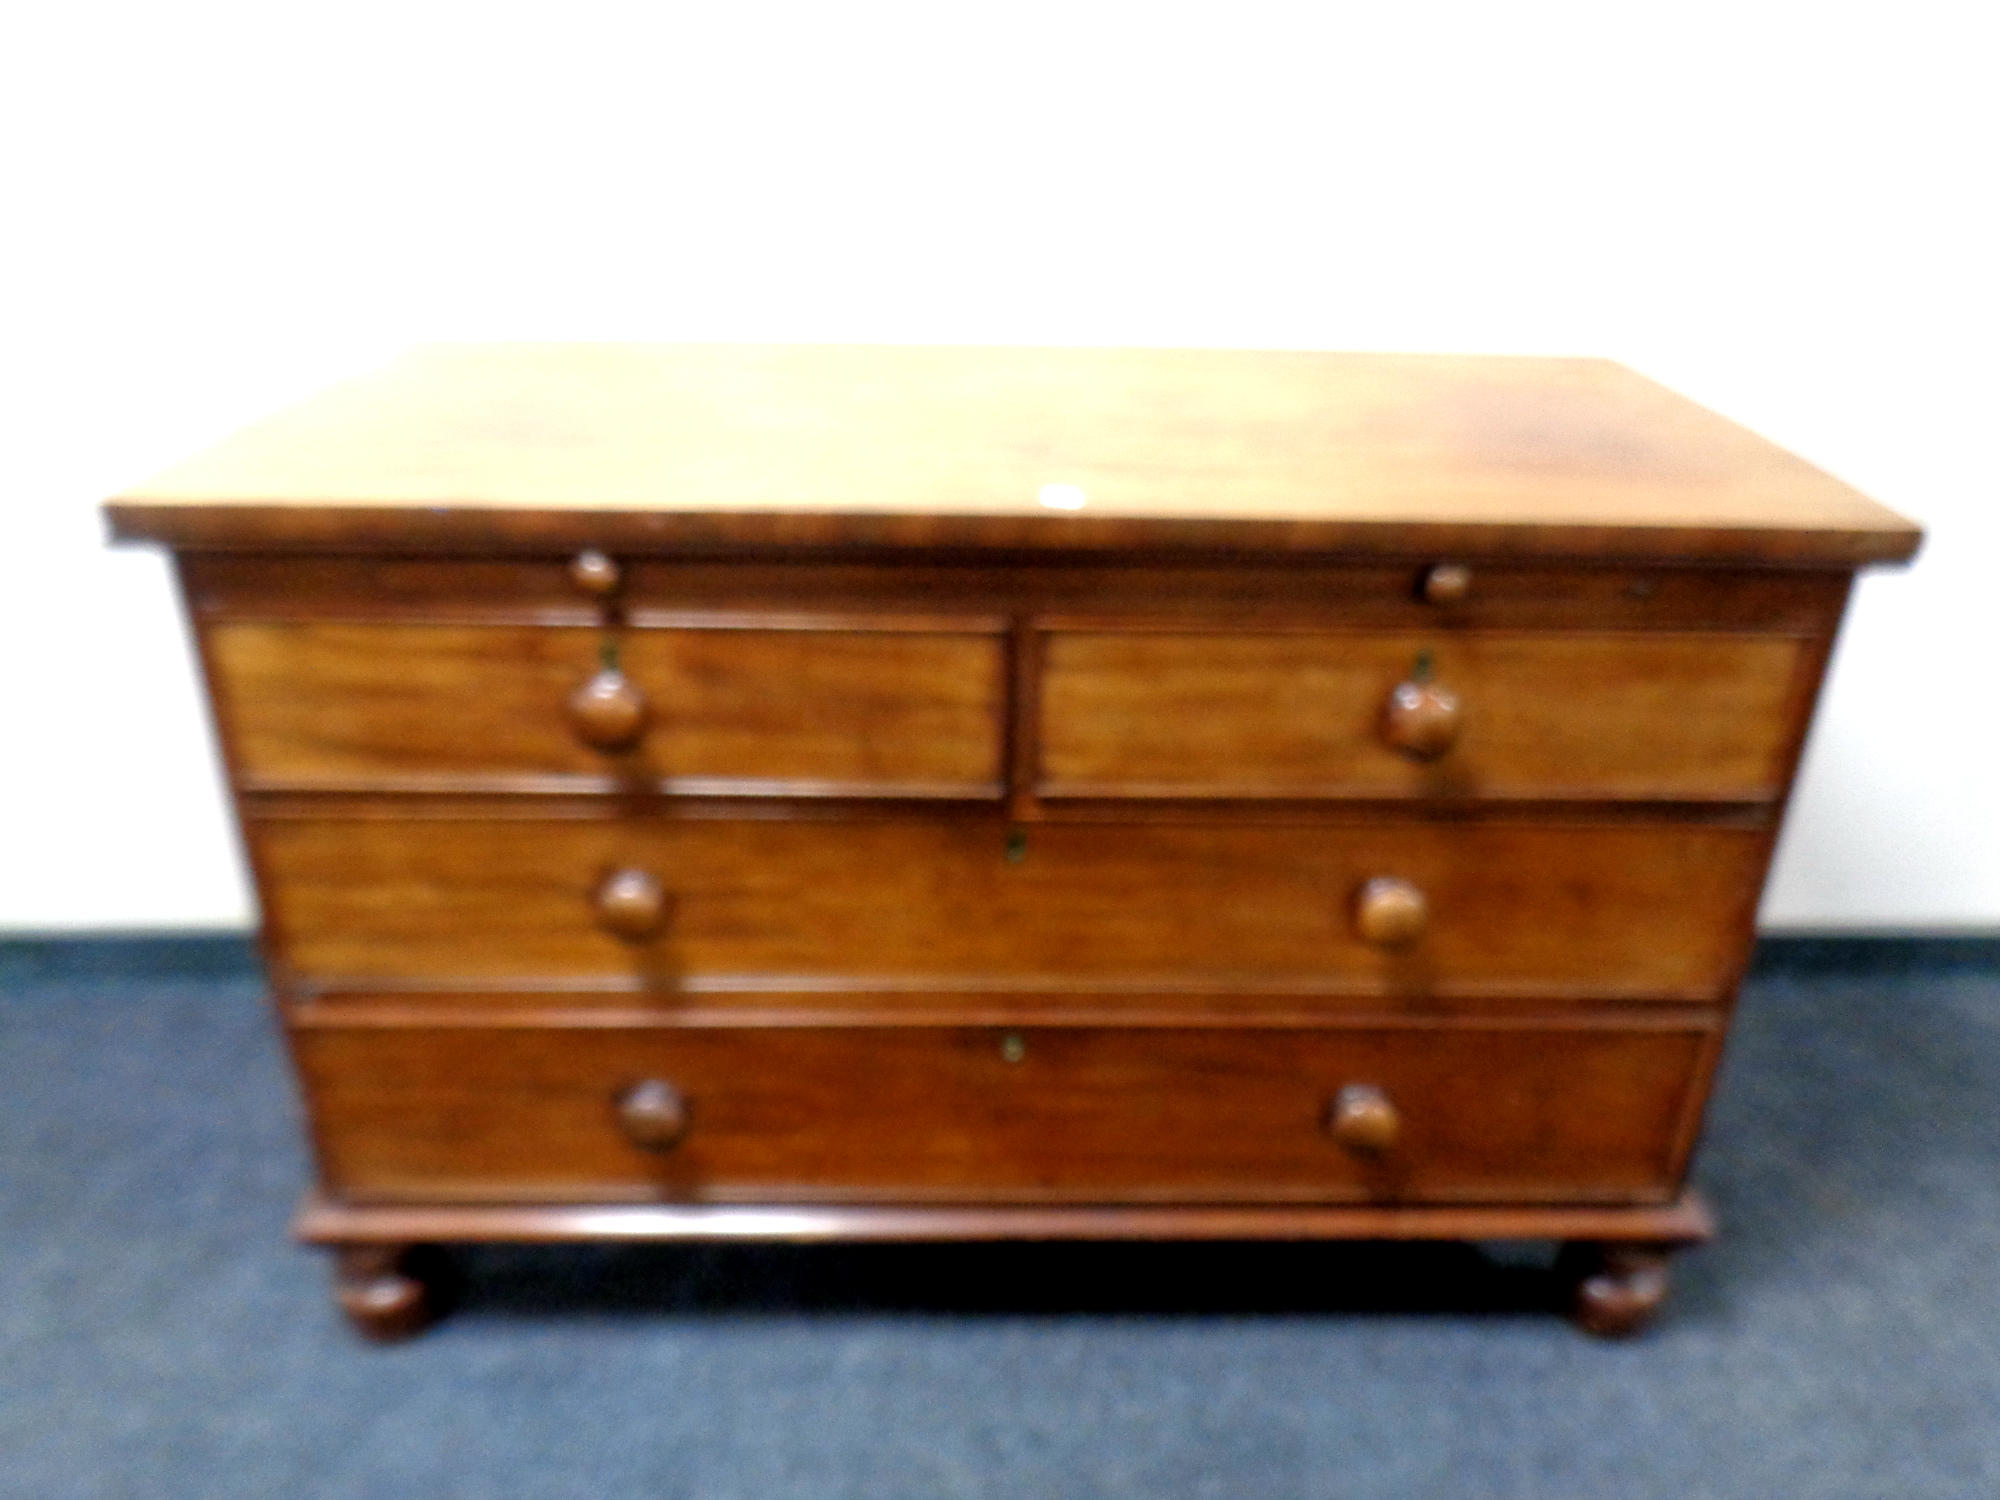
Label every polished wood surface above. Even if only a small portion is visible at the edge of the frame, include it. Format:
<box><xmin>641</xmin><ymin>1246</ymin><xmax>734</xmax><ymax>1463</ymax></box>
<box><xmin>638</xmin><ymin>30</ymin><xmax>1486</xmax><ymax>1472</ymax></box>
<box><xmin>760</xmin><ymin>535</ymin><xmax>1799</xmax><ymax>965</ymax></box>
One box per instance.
<box><xmin>293</xmin><ymin>1022</ymin><xmax>1712</xmax><ymax>1203</ymax></box>
<box><xmin>1420</xmin><ymin>563</ymin><xmax>1474</xmax><ymax>606</ymax></box>
<box><xmin>204</xmin><ymin>621</ymin><xmax>1007</xmax><ymax>794</ymax></box>
<box><xmin>1039</xmin><ymin>630</ymin><xmax>1809</xmax><ymax>800</ymax></box>
<box><xmin>614</xmin><ymin>1078</ymin><xmax>689</xmax><ymax>1152</ymax></box>
<box><xmin>332</xmin><ymin>1244</ymin><xmax>443</xmax><ymax>1342</ymax></box>
<box><xmin>1379</xmin><ymin>675</ymin><xmax>1463</xmax><ymax>763</ymax></box>
<box><xmin>1560</xmin><ymin>1241</ymin><xmax>1676</xmax><ymax>1337</ymax></box>
<box><xmin>181</xmin><ymin>554</ymin><xmax>1855</xmax><ymax>634</ymax></box>
<box><xmin>294</xmin><ymin>1190</ymin><xmax>1717</xmax><ymax>1245</ymax></box>
<box><xmin>592</xmin><ymin>868</ymin><xmax>668</xmax><ymax>943</ymax></box>
<box><xmin>565</xmin><ymin>667</ymin><xmax>650</xmax><ymax>752</ymax></box>
<box><xmin>252</xmin><ymin>814</ymin><xmax>1767</xmax><ymax>996</ymax></box>
<box><xmin>1350</xmin><ymin>877</ymin><xmax>1429</xmax><ymax>949</ymax></box>
<box><xmin>107</xmin><ymin>345</ymin><xmax>1918</xmax><ymax>563</ymax></box>
<box><xmin>566</xmin><ymin>548</ymin><xmax>621</xmax><ymax>598</ymax></box>
<box><xmin>108</xmin><ymin>345</ymin><xmax>1917</xmax><ymax>1336</ymax></box>
<box><xmin>1327</xmin><ymin>1083</ymin><xmax>1402</xmax><ymax>1155</ymax></box>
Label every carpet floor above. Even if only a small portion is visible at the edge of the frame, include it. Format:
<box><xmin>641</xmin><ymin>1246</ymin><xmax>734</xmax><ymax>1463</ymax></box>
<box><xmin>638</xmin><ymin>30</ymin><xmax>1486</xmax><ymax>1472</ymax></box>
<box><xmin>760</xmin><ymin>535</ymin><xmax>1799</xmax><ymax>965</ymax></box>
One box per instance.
<box><xmin>2</xmin><ymin>936</ymin><xmax>1997</xmax><ymax>1498</ymax></box>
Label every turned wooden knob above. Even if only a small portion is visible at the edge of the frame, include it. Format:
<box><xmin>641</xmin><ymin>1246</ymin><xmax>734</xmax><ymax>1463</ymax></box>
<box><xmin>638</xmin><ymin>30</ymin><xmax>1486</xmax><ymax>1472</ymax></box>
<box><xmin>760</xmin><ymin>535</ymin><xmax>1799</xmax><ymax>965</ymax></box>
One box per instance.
<box><xmin>1353</xmin><ymin>876</ymin><xmax>1428</xmax><ymax>947</ymax></box>
<box><xmin>615</xmin><ymin>1079</ymin><xmax>688</xmax><ymax>1152</ymax></box>
<box><xmin>1328</xmin><ymin>1083</ymin><xmax>1401</xmax><ymax>1155</ymax></box>
<box><xmin>595</xmin><ymin>867</ymin><xmax>668</xmax><ymax>941</ymax></box>
<box><xmin>1420</xmin><ymin>562</ymin><xmax>1472</xmax><ymax>605</ymax></box>
<box><xmin>569</xmin><ymin>549</ymin><xmax>622</xmax><ymax>598</ymax></box>
<box><xmin>568</xmin><ymin>668</ymin><xmax>649</xmax><ymax>751</ymax></box>
<box><xmin>1381</xmin><ymin>677</ymin><xmax>1461</xmax><ymax>760</ymax></box>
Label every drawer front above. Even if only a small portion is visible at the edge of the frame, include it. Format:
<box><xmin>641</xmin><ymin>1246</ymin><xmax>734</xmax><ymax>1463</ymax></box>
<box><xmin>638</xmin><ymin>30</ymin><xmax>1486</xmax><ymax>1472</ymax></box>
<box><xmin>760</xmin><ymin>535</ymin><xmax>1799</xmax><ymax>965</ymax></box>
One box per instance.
<box><xmin>1038</xmin><ymin>630</ymin><xmax>1808</xmax><ymax>800</ymax></box>
<box><xmin>257</xmin><ymin>815</ymin><xmax>1764</xmax><ymax>997</ymax></box>
<box><xmin>295</xmin><ymin>1022</ymin><xmax>1712</xmax><ymax>1204</ymax></box>
<box><xmin>204</xmin><ymin>621</ymin><xmax>1006</xmax><ymax>796</ymax></box>
<box><xmin>181</xmin><ymin>553</ymin><xmax>1852</xmax><ymax>636</ymax></box>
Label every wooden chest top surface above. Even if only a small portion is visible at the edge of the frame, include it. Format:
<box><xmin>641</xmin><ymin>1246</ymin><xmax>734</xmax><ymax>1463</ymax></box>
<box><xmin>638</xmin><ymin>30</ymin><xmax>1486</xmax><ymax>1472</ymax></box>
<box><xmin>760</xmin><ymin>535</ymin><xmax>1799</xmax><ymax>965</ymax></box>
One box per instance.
<box><xmin>107</xmin><ymin>344</ymin><xmax>1918</xmax><ymax>564</ymax></box>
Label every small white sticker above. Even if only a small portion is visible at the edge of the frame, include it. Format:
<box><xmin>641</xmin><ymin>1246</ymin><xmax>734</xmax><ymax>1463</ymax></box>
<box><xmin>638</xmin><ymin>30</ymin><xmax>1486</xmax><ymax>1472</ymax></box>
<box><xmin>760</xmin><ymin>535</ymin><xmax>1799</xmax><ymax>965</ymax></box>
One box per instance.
<box><xmin>1038</xmin><ymin>483</ymin><xmax>1087</xmax><ymax>511</ymax></box>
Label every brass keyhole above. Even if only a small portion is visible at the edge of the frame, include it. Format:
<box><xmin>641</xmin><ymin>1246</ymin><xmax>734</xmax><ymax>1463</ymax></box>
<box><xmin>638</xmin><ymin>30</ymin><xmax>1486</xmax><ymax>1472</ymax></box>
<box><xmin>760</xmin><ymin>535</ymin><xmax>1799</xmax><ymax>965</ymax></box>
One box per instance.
<box><xmin>1000</xmin><ymin>1032</ymin><xmax>1027</xmax><ymax>1064</ymax></box>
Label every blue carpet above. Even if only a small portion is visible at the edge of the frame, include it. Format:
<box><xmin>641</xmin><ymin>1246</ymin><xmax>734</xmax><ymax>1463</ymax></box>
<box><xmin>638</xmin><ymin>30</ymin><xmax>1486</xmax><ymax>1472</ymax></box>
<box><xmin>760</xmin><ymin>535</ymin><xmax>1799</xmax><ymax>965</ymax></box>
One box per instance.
<box><xmin>3</xmin><ymin>936</ymin><xmax>1997</xmax><ymax>1498</ymax></box>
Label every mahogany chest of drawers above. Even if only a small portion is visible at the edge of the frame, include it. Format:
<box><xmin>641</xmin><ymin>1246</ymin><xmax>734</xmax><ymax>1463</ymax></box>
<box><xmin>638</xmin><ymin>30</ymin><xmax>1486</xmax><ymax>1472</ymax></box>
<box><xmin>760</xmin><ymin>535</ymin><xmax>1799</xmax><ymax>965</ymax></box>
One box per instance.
<box><xmin>107</xmin><ymin>345</ymin><xmax>1920</xmax><ymax>1338</ymax></box>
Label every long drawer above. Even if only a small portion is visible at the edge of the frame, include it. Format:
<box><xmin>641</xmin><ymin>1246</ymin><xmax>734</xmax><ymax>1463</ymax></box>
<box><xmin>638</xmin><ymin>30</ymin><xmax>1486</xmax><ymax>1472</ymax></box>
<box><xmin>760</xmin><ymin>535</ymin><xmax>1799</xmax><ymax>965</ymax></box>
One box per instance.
<box><xmin>294</xmin><ymin>1020</ymin><xmax>1716</xmax><ymax>1204</ymax></box>
<box><xmin>180</xmin><ymin>553</ymin><xmax>1852</xmax><ymax>635</ymax></box>
<box><xmin>255</xmin><ymin>814</ymin><xmax>1766</xmax><ymax>997</ymax></box>
<box><xmin>1038</xmin><ymin>629</ymin><xmax>1811</xmax><ymax>801</ymax></box>
<box><xmin>203</xmin><ymin>620</ymin><xmax>1007</xmax><ymax>796</ymax></box>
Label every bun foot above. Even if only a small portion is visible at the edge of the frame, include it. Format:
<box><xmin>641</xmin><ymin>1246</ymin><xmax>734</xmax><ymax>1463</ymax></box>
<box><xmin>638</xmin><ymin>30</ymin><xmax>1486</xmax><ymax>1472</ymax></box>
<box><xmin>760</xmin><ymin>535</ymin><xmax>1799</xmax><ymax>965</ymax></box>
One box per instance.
<box><xmin>1560</xmin><ymin>1242</ymin><xmax>1674</xmax><ymax>1337</ymax></box>
<box><xmin>332</xmin><ymin>1244</ymin><xmax>447</xmax><ymax>1341</ymax></box>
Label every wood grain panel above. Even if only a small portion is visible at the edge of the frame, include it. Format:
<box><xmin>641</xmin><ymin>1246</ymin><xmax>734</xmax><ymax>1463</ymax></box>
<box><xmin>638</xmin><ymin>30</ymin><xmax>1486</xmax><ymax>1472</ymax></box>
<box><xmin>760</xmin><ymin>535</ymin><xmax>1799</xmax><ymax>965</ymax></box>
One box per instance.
<box><xmin>254</xmin><ymin>815</ymin><xmax>1766</xmax><ymax>996</ymax></box>
<box><xmin>204</xmin><ymin>621</ymin><xmax>1005</xmax><ymax>794</ymax></box>
<box><xmin>1039</xmin><ymin>630</ymin><xmax>1807</xmax><ymax>800</ymax></box>
<box><xmin>107</xmin><ymin>345</ymin><xmax>1920</xmax><ymax>563</ymax></box>
<box><xmin>179</xmin><ymin>553</ymin><xmax>1854</xmax><ymax>635</ymax></box>
<box><xmin>294</xmin><ymin>1022</ymin><xmax>1712</xmax><ymax>1204</ymax></box>
<box><xmin>294</xmin><ymin>1192</ymin><xmax>1717</xmax><ymax>1246</ymax></box>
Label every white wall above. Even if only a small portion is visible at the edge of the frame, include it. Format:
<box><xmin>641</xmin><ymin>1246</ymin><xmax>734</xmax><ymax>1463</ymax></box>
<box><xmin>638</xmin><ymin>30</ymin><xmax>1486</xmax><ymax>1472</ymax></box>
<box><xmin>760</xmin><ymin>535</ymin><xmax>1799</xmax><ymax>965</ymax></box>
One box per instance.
<box><xmin>3</xmin><ymin>1</ymin><xmax>1994</xmax><ymax>932</ymax></box>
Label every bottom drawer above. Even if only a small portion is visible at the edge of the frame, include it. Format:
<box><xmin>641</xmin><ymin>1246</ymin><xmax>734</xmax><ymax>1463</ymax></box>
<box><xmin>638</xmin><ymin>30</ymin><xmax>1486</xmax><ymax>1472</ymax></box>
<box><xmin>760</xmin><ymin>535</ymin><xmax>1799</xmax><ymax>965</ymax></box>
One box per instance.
<box><xmin>293</xmin><ymin>1021</ymin><xmax>1716</xmax><ymax>1206</ymax></box>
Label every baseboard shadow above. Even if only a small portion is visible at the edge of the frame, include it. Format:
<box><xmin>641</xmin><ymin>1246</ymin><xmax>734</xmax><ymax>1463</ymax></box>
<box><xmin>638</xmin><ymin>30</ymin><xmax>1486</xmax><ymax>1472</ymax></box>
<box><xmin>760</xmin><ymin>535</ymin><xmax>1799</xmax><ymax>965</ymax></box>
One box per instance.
<box><xmin>445</xmin><ymin>1238</ymin><xmax>1572</xmax><ymax>1323</ymax></box>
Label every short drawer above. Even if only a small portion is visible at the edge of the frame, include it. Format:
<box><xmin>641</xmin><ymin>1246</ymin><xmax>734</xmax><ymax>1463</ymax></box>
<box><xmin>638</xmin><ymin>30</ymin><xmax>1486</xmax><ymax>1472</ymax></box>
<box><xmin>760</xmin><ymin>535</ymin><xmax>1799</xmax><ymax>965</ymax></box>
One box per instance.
<box><xmin>1037</xmin><ymin>630</ymin><xmax>1811</xmax><ymax>801</ymax></box>
<box><xmin>203</xmin><ymin>621</ymin><xmax>1006</xmax><ymax>796</ymax></box>
<box><xmin>256</xmin><ymin>814</ymin><xmax>1765</xmax><ymax>998</ymax></box>
<box><xmin>294</xmin><ymin>1021</ymin><xmax>1714</xmax><ymax>1204</ymax></box>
